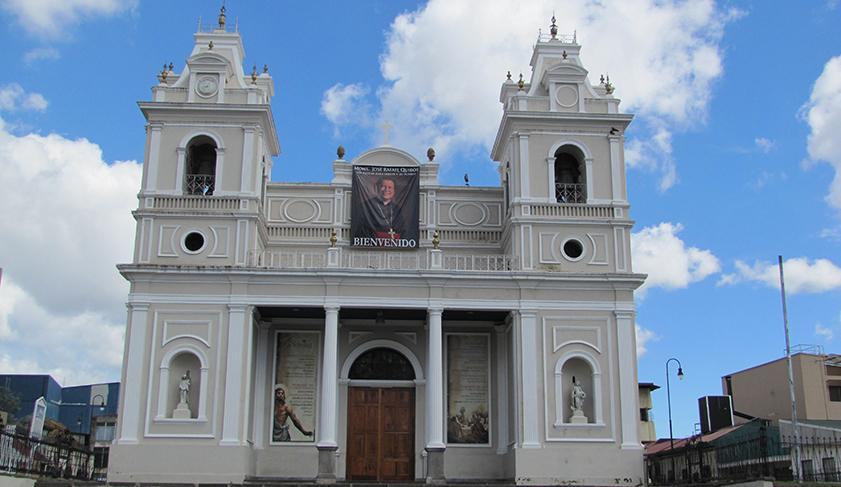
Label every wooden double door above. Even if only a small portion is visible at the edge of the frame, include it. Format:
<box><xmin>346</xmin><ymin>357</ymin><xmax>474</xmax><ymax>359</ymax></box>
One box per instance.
<box><xmin>346</xmin><ymin>387</ymin><xmax>415</xmax><ymax>481</ymax></box>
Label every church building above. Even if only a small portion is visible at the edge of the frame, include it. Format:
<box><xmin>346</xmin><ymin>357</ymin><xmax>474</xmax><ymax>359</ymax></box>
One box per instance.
<box><xmin>109</xmin><ymin>9</ymin><xmax>646</xmax><ymax>485</ymax></box>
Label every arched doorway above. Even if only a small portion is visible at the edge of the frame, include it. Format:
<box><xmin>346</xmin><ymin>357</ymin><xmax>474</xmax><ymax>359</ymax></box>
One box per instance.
<box><xmin>346</xmin><ymin>347</ymin><xmax>416</xmax><ymax>481</ymax></box>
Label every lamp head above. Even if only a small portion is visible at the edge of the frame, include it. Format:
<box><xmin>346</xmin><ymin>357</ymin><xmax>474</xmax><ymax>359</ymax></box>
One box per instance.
<box><xmin>677</xmin><ymin>367</ymin><xmax>684</xmax><ymax>380</ymax></box>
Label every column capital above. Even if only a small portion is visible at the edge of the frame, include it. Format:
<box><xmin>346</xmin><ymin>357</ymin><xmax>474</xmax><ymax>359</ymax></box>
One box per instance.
<box><xmin>428</xmin><ymin>307</ymin><xmax>443</xmax><ymax>317</ymax></box>
<box><xmin>127</xmin><ymin>302</ymin><xmax>150</xmax><ymax>311</ymax></box>
<box><xmin>324</xmin><ymin>304</ymin><xmax>341</xmax><ymax>314</ymax></box>
<box><xmin>613</xmin><ymin>310</ymin><xmax>635</xmax><ymax>320</ymax></box>
<box><xmin>227</xmin><ymin>304</ymin><xmax>248</xmax><ymax>313</ymax></box>
<box><xmin>514</xmin><ymin>309</ymin><xmax>537</xmax><ymax>319</ymax></box>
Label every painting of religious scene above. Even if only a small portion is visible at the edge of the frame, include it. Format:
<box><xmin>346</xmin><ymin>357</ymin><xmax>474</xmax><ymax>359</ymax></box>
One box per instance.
<box><xmin>446</xmin><ymin>334</ymin><xmax>490</xmax><ymax>444</ymax></box>
<box><xmin>272</xmin><ymin>331</ymin><xmax>319</xmax><ymax>443</ymax></box>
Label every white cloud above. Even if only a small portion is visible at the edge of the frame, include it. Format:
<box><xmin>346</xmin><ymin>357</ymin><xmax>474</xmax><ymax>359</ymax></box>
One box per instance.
<box><xmin>625</xmin><ymin>125</ymin><xmax>677</xmax><ymax>191</ymax></box>
<box><xmin>719</xmin><ymin>257</ymin><xmax>841</xmax><ymax>294</ymax></box>
<box><xmin>320</xmin><ymin>83</ymin><xmax>371</xmax><ymax>136</ymax></box>
<box><xmin>0</xmin><ymin>114</ymin><xmax>141</xmax><ymax>384</ymax></box>
<box><xmin>322</xmin><ymin>0</ymin><xmax>737</xmax><ymax>184</ymax></box>
<box><xmin>754</xmin><ymin>137</ymin><xmax>776</xmax><ymax>153</ymax></box>
<box><xmin>23</xmin><ymin>47</ymin><xmax>61</xmax><ymax>64</ymax></box>
<box><xmin>816</xmin><ymin>323</ymin><xmax>834</xmax><ymax>341</ymax></box>
<box><xmin>1</xmin><ymin>0</ymin><xmax>136</xmax><ymax>38</ymax></box>
<box><xmin>0</xmin><ymin>83</ymin><xmax>48</xmax><ymax>112</ymax></box>
<box><xmin>631</xmin><ymin>222</ymin><xmax>721</xmax><ymax>296</ymax></box>
<box><xmin>636</xmin><ymin>324</ymin><xmax>658</xmax><ymax>358</ymax></box>
<box><xmin>802</xmin><ymin>55</ymin><xmax>841</xmax><ymax>210</ymax></box>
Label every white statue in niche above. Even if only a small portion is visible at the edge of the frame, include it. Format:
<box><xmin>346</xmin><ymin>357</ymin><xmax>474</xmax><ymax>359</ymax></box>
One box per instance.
<box><xmin>570</xmin><ymin>376</ymin><xmax>588</xmax><ymax>424</ymax></box>
<box><xmin>172</xmin><ymin>370</ymin><xmax>192</xmax><ymax>419</ymax></box>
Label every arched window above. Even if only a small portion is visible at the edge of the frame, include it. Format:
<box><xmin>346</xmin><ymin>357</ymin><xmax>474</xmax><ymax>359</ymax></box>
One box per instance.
<box><xmin>349</xmin><ymin>347</ymin><xmax>416</xmax><ymax>380</ymax></box>
<box><xmin>554</xmin><ymin>146</ymin><xmax>586</xmax><ymax>203</ymax></box>
<box><xmin>185</xmin><ymin>136</ymin><xmax>217</xmax><ymax>195</ymax></box>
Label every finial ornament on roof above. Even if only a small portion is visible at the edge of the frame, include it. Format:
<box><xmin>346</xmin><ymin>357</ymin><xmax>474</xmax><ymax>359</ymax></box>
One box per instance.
<box><xmin>263</xmin><ymin>64</ymin><xmax>269</xmax><ymax>74</ymax></box>
<box><xmin>517</xmin><ymin>73</ymin><xmax>525</xmax><ymax>90</ymax></box>
<box><xmin>427</xmin><ymin>147</ymin><xmax>435</xmax><ymax>161</ymax></box>
<box><xmin>562</xmin><ymin>50</ymin><xmax>567</xmax><ymax>60</ymax></box>
<box><xmin>251</xmin><ymin>65</ymin><xmax>258</xmax><ymax>84</ymax></box>
<box><xmin>550</xmin><ymin>15</ymin><xmax>558</xmax><ymax>39</ymax></box>
<box><xmin>159</xmin><ymin>64</ymin><xmax>169</xmax><ymax>83</ymax></box>
<box><xmin>600</xmin><ymin>74</ymin><xmax>605</xmax><ymax>85</ymax></box>
<box><xmin>506</xmin><ymin>71</ymin><xmax>512</xmax><ymax>81</ymax></box>
<box><xmin>604</xmin><ymin>75</ymin><xmax>614</xmax><ymax>95</ymax></box>
<box><xmin>432</xmin><ymin>230</ymin><xmax>440</xmax><ymax>250</ymax></box>
<box><xmin>574</xmin><ymin>30</ymin><xmax>577</xmax><ymax>43</ymax></box>
<box><xmin>218</xmin><ymin>5</ymin><xmax>226</xmax><ymax>30</ymax></box>
<box><xmin>208</xmin><ymin>41</ymin><xmax>214</xmax><ymax>50</ymax></box>
<box><xmin>337</xmin><ymin>145</ymin><xmax>345</xmax><ymax>159</ymax></box>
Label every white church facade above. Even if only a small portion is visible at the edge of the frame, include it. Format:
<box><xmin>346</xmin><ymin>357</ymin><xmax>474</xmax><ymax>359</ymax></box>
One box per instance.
<box><xmin>109</xmin><ymin>10</ymin><xmax>645</xmax><ymax>486</ymax></box>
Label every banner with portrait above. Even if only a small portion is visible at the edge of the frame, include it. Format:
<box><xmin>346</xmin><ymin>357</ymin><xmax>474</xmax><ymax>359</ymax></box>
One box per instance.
<box><xmin>351</xmin><ymin>165</ymin><xmax>419</xmax><ymax>249</ymax></box>
<box><xmin>446</xmin><ymin>334</ymin><xmax>490</xmax><ymax>445</ymax></box>
<box><xmin>271</xmin><ymin>331</ymin><xmax>319</xmax><ymax>443</ymax></box>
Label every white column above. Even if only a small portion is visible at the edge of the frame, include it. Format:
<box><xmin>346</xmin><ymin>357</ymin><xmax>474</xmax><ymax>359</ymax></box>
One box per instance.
<box><xmin>584</xmin><ymin>157</ymin><xmax>594</xmax><ymax>203</ymax></box>
<box><xmin>240</xmin><ymin>126</ymin><xmax>255</xmax><ymax>194</ymax></box>
<box><xmin>426</xmin><ymin>307</ymin><xmax>445</xmax><ymax>449</ymax></box>
<box><xmin>145</xmin><ymin>123</ymin><xmax>163</xmax><ymax>193</ymax></box>
<box><xmin>251</xmin><ymin>322</ymin><xmax>271</xmax><ymax>446</ymax></box>
<box><xmin>220</xmin><ymin>304</ymin><xmax>248</xmax><ymax>445</ymax></box>
<box><xmin>519</xmin><ymin>310</ymin><xmax>540</xmax><ymax>448</ymax></box>
<box><xmin>495</xmin><ymin>324</ymin><xmax>509</xmax><ymax>454</ymax></box>
<box><xmin>317</xmin><ymin>305</ymin><xmax>340</xmax><ymax>448</ymax></box>
<box><xmin>615</xmin><ymin>310</ymin><xmax>641</xmax><ymax>449</ymax></box>
<box><xmin>546</xmin><ymin>157</ymin><xmax>556</xmax><ymax>202</ymax></box>
<box><xmin>518</xmin><ymin>134</ymin><xmax>530</xmax><ymax>200</ymax></box>
<box><xmin>117</xmin><ymin>303</ymin><xmax>149</xmax><ymax>444</ymax></box>
<box><xmin>608</xmin><ymin>135</ymin><xmax>623</xmax><ymax>203</ymax></box>
<box><xmin>175</xmin><ymin>147</ymin><xmax>186</xmax><ymax>195</ymax></box>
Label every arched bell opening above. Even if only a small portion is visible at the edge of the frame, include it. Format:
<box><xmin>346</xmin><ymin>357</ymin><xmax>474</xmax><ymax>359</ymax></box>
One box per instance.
<box><xmin>185</xmin><ymin>135</ymin><xmax>217</xmax><ymax>195</ymax></box>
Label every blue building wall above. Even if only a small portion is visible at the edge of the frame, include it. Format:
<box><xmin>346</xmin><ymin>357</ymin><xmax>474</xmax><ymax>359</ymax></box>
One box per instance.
<box><xmin>0</xmin><ymin>374</ymin><xmax>62</xmax><ymax>422</ymax></box>
<box><xmin>0</xmin><ymin>375</ymin><xmax>119</xmax><ymax>437</ymax></box>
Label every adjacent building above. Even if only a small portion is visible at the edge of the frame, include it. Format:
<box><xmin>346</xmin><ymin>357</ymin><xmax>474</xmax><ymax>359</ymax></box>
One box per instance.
<box><xmin>109</xmin><ymin>10</ymin><xmax>646</xmax><ymax>485</ymax></box>
<box><xmin>639</xmin><ymin>382</ymin><xmax>659</xmax><ymax>444</ymax></box>
<box><xmin>723</xmin><ymin>351</ymin><xmax>841</xmax><ymax>422</ymax></box>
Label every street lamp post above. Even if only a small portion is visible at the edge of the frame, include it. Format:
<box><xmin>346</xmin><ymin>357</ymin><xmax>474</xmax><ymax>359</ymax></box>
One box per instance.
<box><xmin>666</xmin><ymin>357</ymin><xmax>684</xmax><ymax>481</ymax></box>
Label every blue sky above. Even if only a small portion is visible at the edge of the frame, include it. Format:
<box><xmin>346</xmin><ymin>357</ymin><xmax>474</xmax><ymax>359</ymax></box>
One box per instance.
<box><xmin>0</xmin><ymin>0</ymin><xmax>840</xmax><ymax>440</ymax></box>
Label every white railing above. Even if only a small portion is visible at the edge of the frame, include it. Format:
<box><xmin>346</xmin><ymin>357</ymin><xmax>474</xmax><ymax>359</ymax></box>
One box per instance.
<box><xmin>152</xmin><ymin>195</ymin><xmax>240</xmax><ymax>211</ymax></box>
<box><xmin>442</xmin><ymin>254</ymin><xmax>519</xmax><ymax>271</ymax></box>
<box><xmin>530</xmin><ymin>203</ymin><xmax>614</xmax><ymax>219</ymax></box>
<box><xmin>247</xmin><ymin>249</ymin><xmax>519</xmax><ymax>272</ymax></box>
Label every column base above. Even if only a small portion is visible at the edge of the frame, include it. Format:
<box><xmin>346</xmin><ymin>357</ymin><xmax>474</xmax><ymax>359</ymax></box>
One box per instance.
<box><xmin>425</xmin><ymin>446</ymin><xmax>446</xmax><ymax>484</ymax></box>
<box><xmin>316</xmin><ymin>445</ymin><xmax>338</xmax><ymax>484</ymax></box>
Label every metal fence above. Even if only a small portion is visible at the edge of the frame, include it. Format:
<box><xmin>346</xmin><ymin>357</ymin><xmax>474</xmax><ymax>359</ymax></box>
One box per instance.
<box><xmin>646</xmin><ymin>422</ymin><xmax>792</xmax><ymax>484</ymax></box>
<box><xmin>782</xmin><ymin>434</ymin><xmax>841</xmax><ymax>482</ymax></box>
<box><xmin>0</xmin><ymin>430</ymin><xmax>94</xmax><ymax>480</ymax></box>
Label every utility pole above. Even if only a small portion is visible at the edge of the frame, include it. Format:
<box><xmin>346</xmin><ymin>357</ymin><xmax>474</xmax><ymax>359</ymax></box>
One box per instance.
<box><xmin>779</xmin><ymin>255</ymin><xmax>803</xmax><ymax>482</ymax></box>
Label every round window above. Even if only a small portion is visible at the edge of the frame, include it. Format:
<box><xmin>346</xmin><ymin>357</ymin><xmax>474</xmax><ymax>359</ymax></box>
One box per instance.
<box><xmin>183</xmin><ymin>232</ymin><xmax>206</xmax><ymax>253</ymax></box>
<box><xmin>562</xmin><ymin>238</ymin><xmax>584</xmax><ymax>260</ymax></box>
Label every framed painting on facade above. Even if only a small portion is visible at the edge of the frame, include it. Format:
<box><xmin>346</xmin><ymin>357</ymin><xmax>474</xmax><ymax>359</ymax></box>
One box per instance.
<box><xmin>271</xmin><ymin>330</ymin><xmax>320</xmax><ymax>444</ymax></box>
<box><xmin>445</xmin><ymin>333</ymin><xmax>491</xmax><ymax>445</ymax></box>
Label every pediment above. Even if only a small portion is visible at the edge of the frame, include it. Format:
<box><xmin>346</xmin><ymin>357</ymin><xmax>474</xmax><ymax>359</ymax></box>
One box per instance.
<box><xmin>187</xmin><ymin>52</ymin><xmax>233</xmax><ymax>72</ymax></box>
<box><xmin>546</xmin><ymin>63</ymin><xmax>589</xmax><ymax>77</ymax></box>
<box><xmin>351</xmin><ymin>146</ymin><xmax>421</xmax><ymax>167</ymax></box>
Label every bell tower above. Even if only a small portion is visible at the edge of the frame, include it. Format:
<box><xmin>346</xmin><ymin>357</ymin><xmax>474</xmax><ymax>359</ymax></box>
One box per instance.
<box><xmin>491</xmin><ymin>17</ymin><xmax>633</xmax><ymax>273</ymax></box>
<box><xmin>133</xmin><ymin>6</ymin><xmax>279</xmax><ymax>267</ymax></box>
